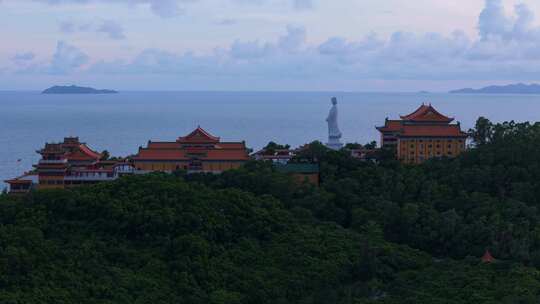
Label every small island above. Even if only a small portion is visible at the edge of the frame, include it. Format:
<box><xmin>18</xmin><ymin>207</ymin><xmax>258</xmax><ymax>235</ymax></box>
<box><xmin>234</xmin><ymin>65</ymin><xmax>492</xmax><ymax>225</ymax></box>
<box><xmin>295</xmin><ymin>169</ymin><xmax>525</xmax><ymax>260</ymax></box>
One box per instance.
<box><xmin>450</xmin><ymin>83</ymin><xmax>540</xmax><ymax>94</ymax></box>
<box><xmin>42</xmin><ymin>85</ymin><xmax>118</xmax><ymax>94</ymax></box>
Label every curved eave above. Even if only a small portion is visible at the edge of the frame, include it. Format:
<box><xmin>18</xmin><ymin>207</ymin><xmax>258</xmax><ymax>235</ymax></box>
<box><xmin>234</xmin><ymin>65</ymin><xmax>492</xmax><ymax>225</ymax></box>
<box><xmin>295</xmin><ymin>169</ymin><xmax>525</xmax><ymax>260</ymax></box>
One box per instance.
<box><xmin>4</xmin><ymin>179</ymin><xmax>32</xmax><ymax>184</ymax></box>
<box><xmin>397</xmin><ymin>134</ymin><xmax>468</xmax><ymax>138</ymax></box>
<box><xmin>132</xmin><ymin>158</ymin><xmax>249</xmax><ymax>162</ymax></box>
<box><xmin>400</xmin><ymin>117</ymin><xmax>455</xmax><ymax>123</ymax></box>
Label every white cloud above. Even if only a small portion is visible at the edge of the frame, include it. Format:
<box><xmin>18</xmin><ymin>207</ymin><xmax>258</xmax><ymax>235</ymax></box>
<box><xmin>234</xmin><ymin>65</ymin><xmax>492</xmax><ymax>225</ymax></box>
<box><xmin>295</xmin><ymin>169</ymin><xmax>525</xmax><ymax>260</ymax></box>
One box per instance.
<box><xmin>231</xmin><ymin>0</ymin><xmax>314</xmax><ymax>11</ymax></box>
<box><xmin>12</xmin><ymin>52</ymin><xmax>36</xmax><ymax>62</ymax></box>
<box><xmin>8</xmin><ymin>0</ymin><xmax>540</xmax><ymax>88</ymax></box>
<box><xmin>59</xmin><ymin>20</ymin><xmax>126</xmax><ymax>40</ymax></box>
<box><xmin>293</xmin><ymin>0</ymin><xmax>312</xmax><ymax>11</ymax></box>
<box><xmin>97</xmin><ymin>20</ymin><xmax>126</xmax><ymax>40</ymax></box>
<box><xmin>33</xmin><ymin>0</ymin><xmax>193</xmax><ymax>18</ymax></box>
<box><xmin>48</xmin><ymin>41</ymin><xmax>89</xmax><ymax>74</ymax></box>
<box><xmin>278</xmin><ymin>25</ymin><xmax>306</xmax><ymax>51</ymax></box>
<box><xmin>59</xmin><ymin>21</ymin><xmax>92</xmax><ymax>33</ymax></box>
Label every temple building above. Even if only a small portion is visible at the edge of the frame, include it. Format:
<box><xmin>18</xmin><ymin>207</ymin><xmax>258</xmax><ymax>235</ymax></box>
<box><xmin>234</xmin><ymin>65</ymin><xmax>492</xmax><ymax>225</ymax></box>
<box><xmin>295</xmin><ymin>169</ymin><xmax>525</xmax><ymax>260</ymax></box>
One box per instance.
<box><xmin>5</xmin><ymin>128</ymin><xmax>249</xmax><ymax>194</ymax></box>
<box><xmin>4</xmin><ymin>173</ymin><xmax>38</xmax><ymax>194</ymax></box>
<box><xmin>132</xmin><ymin>127</ymin><xmax>250</xmax><ymax>173</ymax></box>
<box><xmin>5</xmin><ymin>137</ymin><xmax>135</xmax><ymax>193</ymax></box>
<box><xmin>376</xmin><ymin>104</ymin><xmax>467</xmax><ymax>164</ymax></box>
<box><xmin>34</xmin><ymin>137</ymin><xmax>102</xmax><ymax>189</ymax></box>
<box><xmin>252</xmin><ymin>146</ymin><xmax>295</xmax><ymax>164</ymax></box>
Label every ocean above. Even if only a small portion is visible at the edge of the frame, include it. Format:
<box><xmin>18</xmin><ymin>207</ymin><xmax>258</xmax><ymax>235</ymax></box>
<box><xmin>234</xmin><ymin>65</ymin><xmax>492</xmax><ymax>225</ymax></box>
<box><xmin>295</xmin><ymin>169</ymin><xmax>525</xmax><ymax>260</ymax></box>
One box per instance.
<box><xmin>2</xmin><ymin>91</ymin><xmax>540</xmax><ymax>187</ymax></box>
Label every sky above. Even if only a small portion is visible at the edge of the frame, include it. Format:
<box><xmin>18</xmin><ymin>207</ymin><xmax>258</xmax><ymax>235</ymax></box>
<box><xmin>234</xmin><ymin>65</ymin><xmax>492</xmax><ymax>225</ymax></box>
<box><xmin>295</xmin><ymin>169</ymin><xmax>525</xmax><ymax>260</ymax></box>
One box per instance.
<box><xmin>2</xmin><ymin>0</ymin><xmax>540</xmax><ymax>91</ymax></box>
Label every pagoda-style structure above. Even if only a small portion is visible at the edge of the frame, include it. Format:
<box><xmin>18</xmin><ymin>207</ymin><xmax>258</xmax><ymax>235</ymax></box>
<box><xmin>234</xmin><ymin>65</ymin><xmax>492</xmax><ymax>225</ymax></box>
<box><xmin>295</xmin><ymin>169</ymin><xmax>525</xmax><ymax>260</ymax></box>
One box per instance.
<box><xmin>5</xmin><ymin>129</ymin><xmax>248</xmax><ymax>194</ymax></box>
<box><xmin>376</xmin><ymin>104</ymin><xmax>467</xmax><ymax>164</ymax></box>
<box><xmin>34</xmin><ymin>137</ymin><xmax>102</xmax><ymax>189</ymax></box>
<box><xmin>132</xmin><ymin>127</ymin><xmax>250</xmax><ymax>173</ymax></box>
<box><xmin>5</xmin><ymin>137</ymin><xmax>135</xmax><ymax>193</ymax></box>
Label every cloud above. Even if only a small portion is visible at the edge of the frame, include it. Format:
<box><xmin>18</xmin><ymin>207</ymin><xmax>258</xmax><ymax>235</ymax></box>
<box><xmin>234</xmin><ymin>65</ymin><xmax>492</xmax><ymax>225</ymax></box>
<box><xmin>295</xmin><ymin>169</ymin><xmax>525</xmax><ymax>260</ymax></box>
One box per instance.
<box><xmin>478</xmin><ymin>0</ymin><xmax>540</xmax><ymax>41</ymax></box>
<box><xmin>230</xmin><ymin>40</ymin><xmax>274</xmax><ymax>59</ymax></box>
<box><xmin>478</xmin><ymin>0</ymin><xmax>510</xmax><ymax>40</ymax></box>
<box><xmin>278</xmin><ymin>25</ymin><xmax>306</xmax><ymax>51</ymax></box>
<box><xmin>59</xmin><ymin>21</ymin><xmax>92</xmax><ymax>33</ymax></box>
<box><xmin>293</xmin><ymin>0</ymin><xmax>312</xmax><ymax>11</ymax></box>
<box><xmin>48</xmin><ymin>41</ymin><xmax>89</xmax><ymax>74</ymax></box>
<box><xmin>97</xmin><ymin>20</ymin><xmax>126</xmax><ymax>40</ymax></box>
<box><xmin>312</xmin><ymin>1</ymin><xmax>540</xmax><ymax>80</ymax></box>
<box><xmin>12</xmin><ymin>52</ymin><xmax>36</xmax><ymax>62</ymax></box>
<box><xmin>215</xmin><ymin>19</ymin><xmax>237</xmax><ymax>26</ymax></box>
<box><xmin>144</xmin><ymin>0</ymin><xmax>182</xmax><ymax>18</ymax></box>
<box><xmin>11</xmin><ymin>1</ymin><xmax>540</xmax><ymax>85</ymax></box>
<box><xmin>232</xmin><ymin>0</ymin><xmax>314</xmax><ymax>11</ymax></box>
<box><xmin>59</xmin><ymin>20</ymin><xmax>126</xmax><ymax>40</ymax></box>
<box><xmin>33</xmin><ymin>0</ymin><xmax>193</xmax><ymax>18</ymax></box>
<box><xmin>227</xmin><ymin>25</ymin><xmax>305</xmax><ymax>60</ymax></box>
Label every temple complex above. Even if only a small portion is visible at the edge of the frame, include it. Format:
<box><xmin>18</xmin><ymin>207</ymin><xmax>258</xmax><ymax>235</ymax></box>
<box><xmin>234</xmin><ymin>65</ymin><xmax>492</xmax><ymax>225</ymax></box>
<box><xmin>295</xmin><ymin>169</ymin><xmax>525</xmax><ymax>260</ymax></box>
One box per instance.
<box><xmin>5</xmin><ymin>137</ymin><xmax>135</xmax><ymax>193</ymax></box>
<box><xmin>377</xmin><ymin>104</ymin><xmax>467</xmax><ymax>164</ymax></box>
<box><xmin>4</xmin><ymin>128</ymin><xmax>249</xmax><ymax>194</ymax></box>
<box><xmin>132</xmin><ymin>127</ymin><xmax>250</xmax><ymax>173</ymax></box>
<box><xmin>35</xmin><ymin>137</ymin><xmax>102</xmax><ymax>189</ymax></box>
<box><xmin>4</xmin><ymin>106</ymin><xmax>471</xmax><ymax>194</ymax></box>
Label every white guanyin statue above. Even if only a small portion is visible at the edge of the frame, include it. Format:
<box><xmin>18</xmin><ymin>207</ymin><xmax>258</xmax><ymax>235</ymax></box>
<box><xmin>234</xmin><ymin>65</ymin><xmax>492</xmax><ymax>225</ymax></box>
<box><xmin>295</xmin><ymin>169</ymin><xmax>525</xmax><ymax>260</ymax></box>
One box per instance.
<box><xmin>326</xmin><ymin>97</ymin><xmax>343</xmax><ymax>150</ymax></box>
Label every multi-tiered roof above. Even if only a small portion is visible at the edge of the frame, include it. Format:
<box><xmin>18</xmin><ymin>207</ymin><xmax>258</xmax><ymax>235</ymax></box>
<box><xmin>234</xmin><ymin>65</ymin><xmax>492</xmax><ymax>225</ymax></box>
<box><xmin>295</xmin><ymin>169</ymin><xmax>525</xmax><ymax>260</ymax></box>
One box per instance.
<box><xmin>132</xmin><ymin>127</ymin><xmax>249</xmax><ymax>162</ymax></box>
<box><xmin>377</xmin><ymin>104</ymin><xmax>467</xmax><ymax>138</ymax></box>
<box><xmin>37</xmin><ymin>137</ymin><xmax>101</xmax><ymax>162</ymax></box>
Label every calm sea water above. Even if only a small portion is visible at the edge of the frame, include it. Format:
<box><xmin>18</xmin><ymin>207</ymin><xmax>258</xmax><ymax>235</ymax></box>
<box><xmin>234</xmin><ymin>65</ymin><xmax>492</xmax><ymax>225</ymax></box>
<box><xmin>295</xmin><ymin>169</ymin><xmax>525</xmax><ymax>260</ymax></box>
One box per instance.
<box><xmin>2</xmin><ymin>91</ymin><xmax>540</xmax><ymax>187</ymax></box>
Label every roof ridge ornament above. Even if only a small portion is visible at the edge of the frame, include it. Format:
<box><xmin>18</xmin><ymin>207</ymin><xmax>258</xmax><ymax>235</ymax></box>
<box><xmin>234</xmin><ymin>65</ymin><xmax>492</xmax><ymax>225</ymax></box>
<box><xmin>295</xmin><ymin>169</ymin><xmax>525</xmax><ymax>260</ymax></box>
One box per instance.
<box><xmin>177</xmin><ymin>126</ymin><xmax>220</xmax><ymax>143</ymax></box>
<box><xmin>400</xmin><ymin>103</ymin><xmax>454</xmax><ymax>123</ymax></box>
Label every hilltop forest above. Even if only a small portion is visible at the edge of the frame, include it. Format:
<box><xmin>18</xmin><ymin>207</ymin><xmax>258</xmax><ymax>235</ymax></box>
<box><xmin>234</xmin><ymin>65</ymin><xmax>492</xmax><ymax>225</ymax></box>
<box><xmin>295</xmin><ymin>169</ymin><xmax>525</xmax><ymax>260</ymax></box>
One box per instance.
<box><xmin>2</xmin><ymin>117</ymin><xmax>540</xmax><ymax>303</ymax></box>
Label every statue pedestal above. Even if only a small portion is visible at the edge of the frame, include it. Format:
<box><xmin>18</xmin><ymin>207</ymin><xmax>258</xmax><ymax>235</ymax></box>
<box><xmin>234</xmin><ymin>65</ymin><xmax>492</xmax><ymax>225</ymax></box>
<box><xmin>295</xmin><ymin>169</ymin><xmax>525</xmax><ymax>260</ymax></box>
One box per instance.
<box><xmin>326</xmin><ymin>136</ymin><xmax>343</xmax><ymax>150</ymax></box>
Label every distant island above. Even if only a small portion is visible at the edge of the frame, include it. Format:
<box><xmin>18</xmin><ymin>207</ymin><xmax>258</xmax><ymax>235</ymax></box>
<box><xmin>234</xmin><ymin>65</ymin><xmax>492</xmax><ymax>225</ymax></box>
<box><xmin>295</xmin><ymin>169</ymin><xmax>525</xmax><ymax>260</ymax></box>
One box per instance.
<box><xmin>450</xmin><ymin>83</ymin><xmax>540</xmax><ymax>94</ymax></box>
<box><xmin>42</xmin><ymin>85</ymin><xmax>118</xmax><ymax>94</ymax></box>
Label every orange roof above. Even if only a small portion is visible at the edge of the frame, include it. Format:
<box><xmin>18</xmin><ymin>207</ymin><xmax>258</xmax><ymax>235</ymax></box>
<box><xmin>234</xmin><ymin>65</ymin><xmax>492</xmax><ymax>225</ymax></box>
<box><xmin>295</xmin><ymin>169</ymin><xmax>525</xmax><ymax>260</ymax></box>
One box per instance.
<box><xmin>216</xmin><ymin>143</ymin><xmax>247</xmax><ymax>149</ymax></box>
<box><xmin>177</xmin><ymin>127</ymin><xmax>220</xmax><ymax>144</ymax></box>
<box><xmin>64</xmin><ymin>144</ymin><xmax>101</xmax><ymax>161</ymax></box>
<box><xmin>134</xmin><ymin>128</ymin><xmax>249</xmax><ymax>161</ymax></box>
<box><xmin>398</xmin><ymin>124</ymin><xmax>467</xmax><ymax>137</ymax></box>
<box><xmin>38</xmin><ymin>139</ymin><xmax>101</xmax><ymax>161</ymax></box>
<box><xmin>78</xmin><ymin>144</ymin><xmax>101</xmax><ymax>158</ymax></box>
<box><xmin>5</xmin><ymin>172</ymin><xmax>38</xmax><ymax>184</ymax></box>
<box><xmin>206</xmin><ymin>149</ymin><xmax>249</xmax><ymax>160</ymax></box>
<box><xmin>400</xmin><ymin>104</ymin><xmax>454</xmax><ymax>123</ymax></box>
<box><xmin>5</xmin><ymin>179</ymin><xmax>32</xmax><ymax>184</ymax></box>
<box><xmin>39</xmin><ymin>143</ymin><xmax>64</xmax><ymax>154</ymax></box>
<box><xmin>376</xmin><ymin>120</ymin><xmax>402</xmax><ymax>132</ymax></box>
<box><xmin>134</xmin><ymin>149</ymin><xmax>184</xmax><ymax>160</ymax></box>
<box><xmin>133</xmin><ymin>147</ymin><xmax>248</xmax><ymax>161</ymax></box>
<box><xmin>481</xmin><ymin>250</ymin><xmax>495</xmax><ymax>263</ymax></box>
<box><xmin>147</xmin><ymin>142</ymin><xmax>181</xmax><ymax>149</ymax></box>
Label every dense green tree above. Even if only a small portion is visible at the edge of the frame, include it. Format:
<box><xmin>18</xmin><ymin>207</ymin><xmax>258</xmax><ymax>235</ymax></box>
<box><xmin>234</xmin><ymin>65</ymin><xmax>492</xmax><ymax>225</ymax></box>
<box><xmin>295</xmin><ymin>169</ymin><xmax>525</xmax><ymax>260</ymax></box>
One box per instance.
<box><xmin>4</xmin><ymin>117</ymin><xmax>540</xmax><ymax>303</ymax></box>
<box><xmin>100</xmin><ymin>150</ymin><xmax>111</xmax><ymax>160</ymax></box>
<box><xmin>292</xmin><ymin>141</ymin><xmax>330</xmax><ymax>163</ymax></box>
<box><xmin>469</xmin><ymin>116</ymin><xmax>493</xmax><ymax>145</ymax></box>
<box><xmin>262</xmin><ymin>142</ymin><xmax>291</xmax><ymax>154</ymax></box>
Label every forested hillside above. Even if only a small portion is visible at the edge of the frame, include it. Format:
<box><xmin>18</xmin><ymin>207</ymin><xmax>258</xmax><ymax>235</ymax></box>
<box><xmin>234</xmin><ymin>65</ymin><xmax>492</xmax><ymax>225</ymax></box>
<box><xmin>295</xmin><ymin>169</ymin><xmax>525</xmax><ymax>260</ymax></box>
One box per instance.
<box><xmin>2</xmin><ymin>118</ymin><xmax>540</xmax><ymax>303</ymax></box>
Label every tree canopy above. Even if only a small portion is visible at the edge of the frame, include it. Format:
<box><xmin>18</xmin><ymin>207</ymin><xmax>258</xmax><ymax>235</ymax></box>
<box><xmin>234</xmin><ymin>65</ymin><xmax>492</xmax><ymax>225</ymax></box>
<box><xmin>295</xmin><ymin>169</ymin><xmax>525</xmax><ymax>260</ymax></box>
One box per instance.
<box><xmin>2</xmin><ymin>117</ymin><xmax>540</xmax><ymax>303</ymax></box>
